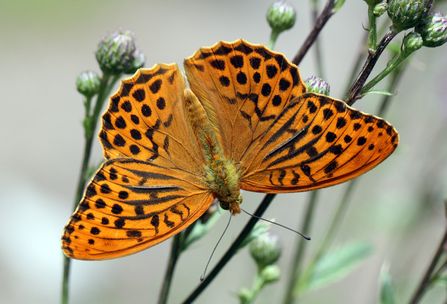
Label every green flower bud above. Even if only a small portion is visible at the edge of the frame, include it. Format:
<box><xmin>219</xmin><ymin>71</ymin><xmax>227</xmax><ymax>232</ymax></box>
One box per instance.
<box><xmin>96</xmin><ymin>29</ymin><xmax>139</xmax><ymax>75</ymax></box>
<box><xmin>305</xmin><ymin>76</ymin><xmax>331</xmax><ymax>96</ymax></box>
<box><xmin>416</xmin><ymin>12</ymin><xmax>447</xmax><ymax>47</ymax></box>
<box><xmin>76</xmin><ymin>70</ymin><xmax>100</xmax><ymax>98</ymax></box>
<box><xmin>237</xmin><ymin>288</ymin><xmax>253</xmax><ymax>303</ymax></box>
<box><xmin>259</xmin><ymin>265</ymin><xmax>281</xmax><ymax>284</ymax></box>
<box><xmin>374</xmin><ymin>3</ymin><xmax>389</xmax><ymax>17</ymax></box>
<box><xmin>124</xmin><ymin>48</ymin><xmax>146</xmax><ymax>74</ymax></box>
<box><xmin>387</xmin><ymin>0</ymin><xmax>433</xmax><ymax>31</ymax></box>
<box><xmin>401</xmin><ymin>31</ymin><xmax>423</xmax><ymax>57</ymax></box>
<box><xmin>249</xmin><ymin>232</ymin><xmax>282</xmax><ymax>269</ymax></box>
<box><xmin>267</xmin><ymin>1</ymin><xmax>296</xmax><ymax>33</ymax></box>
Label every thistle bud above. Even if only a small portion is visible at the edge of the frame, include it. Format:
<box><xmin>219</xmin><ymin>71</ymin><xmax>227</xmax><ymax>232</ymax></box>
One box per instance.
<box><xmin>124</xmin><ymin>48</ymin><xmax>146</xmax><ymax>74</ymax></box>
<box><xmin>96</xmin><ymin>29</ymin><xmax>139</xmax><ymax>75</ymax></box>
<box><xmin>374</xmin><ymin>3</ymin><xmax>389</xmax><ymax>17</ymax></box>
<box><xmin>387</xmin><ymin>0</ymin><xmax>433</xmax><ymax>31</ymax></box>
<box><xmin>76</xmin><ymin>70</ymin><xmax>100</xmax><ymax>98</ymax></box>
<box><xmin>401</xmin><ymin>31</ymin><xmax>423</xmax><ymax>57</ymax></box>
<box><xmin>267</xmin><ymin>1</ymin><xmax>297</xmax><ymax>33</ymax></box>
<box><xmin>305</xmin><ymin>76</ymin><xmax>331</xmax><ymax>96</ymax></box>
<box><xmin>249</xmin><ymin>232</ymin><xmax>282</xmax><ymax>269</ymax></box>
<box><xmin>259</xmin><ymin>265</ymin><xmax>281</xmax><ymax>284</ymax></box>
<box><xmin>416</xmin><ymin>12</ymin><xmax>447</xmax><ymax>47</ymax></box>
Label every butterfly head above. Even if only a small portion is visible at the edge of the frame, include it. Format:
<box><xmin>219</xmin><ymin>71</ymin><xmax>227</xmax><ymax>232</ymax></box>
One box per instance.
<box><xmin>218</xmin><ymin>193</ymin><xmax>242</xmax><ymax>216</ymax></box>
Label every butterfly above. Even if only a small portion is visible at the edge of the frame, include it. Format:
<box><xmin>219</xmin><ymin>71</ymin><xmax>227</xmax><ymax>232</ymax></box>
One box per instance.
<box><xmin>62</xmin><ymin>39</ymin><xmax>398</xmax><ymax>260</ymax></box>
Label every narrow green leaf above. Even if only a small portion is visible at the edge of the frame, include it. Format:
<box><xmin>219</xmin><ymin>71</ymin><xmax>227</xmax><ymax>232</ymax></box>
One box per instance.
<box><xmin>363</xmin><ymin>90</ymin><xmax>394</xmax><ymax>96</ymax></box>
<box><xmin>379</xmin><ymin>266</ymin><xmax>396</xmax><ymax>304</ymax></box>
<box><xmin>298</xmin><ymin>241</ymin><xmax>373</xmax><ymax>293</ymax></box>
<box><xmin>333</xmin><ymin>0</ymin><xmax>345</xmax><ymax>13</ymax></box>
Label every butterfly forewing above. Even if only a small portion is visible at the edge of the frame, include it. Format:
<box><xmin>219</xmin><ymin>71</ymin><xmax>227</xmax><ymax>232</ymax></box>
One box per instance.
<box><xmin>184</xmin><ymin>39</ymin><xmax>306</xmax><ymax>162</ymax></box>
<box><xmin>240</xmin><ymin>93</ymin><xmax>399</xmax><ymax>192</ymax></box>
<box><xmin>100</xmin><ymin>63</ymin><xmax>205</xmax><ymax>176</ymax></box>
<box><xmin>62</xmin><ymin>158</ymin><xmax>214</xmax><ymax>260</ymax></box>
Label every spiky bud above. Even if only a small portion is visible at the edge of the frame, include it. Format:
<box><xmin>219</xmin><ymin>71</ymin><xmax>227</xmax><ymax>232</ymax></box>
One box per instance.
<box><xmin>387</xmin><ymin>0</ymin><xmax>433</xmax><ymax>31</ymax></box>
<box><xmin>305</xmin><ymin>76</ymin><xmax>331</xmax><ymax>96</ymax></box>
<box><xmin>416</xmin><ymin>12</ymin><xmax>447</xmax><ymax>47</ymax></box>
<box><xmin>374</xmin><ymin>3</ymin><xmax>389</xmax><ymax>17</ymax></box>
<box><xmin>249</xmin><ymin>232</ymin><xmax>282</xmax><ymax>269</ymax></box>
<box><xmin>76</xmin><ymin>70</ymin><xmax>100</xmax><ymax>98</ymax></box>
<box><xmin>267</xmin><ymin>1</ymin><xmax>297</xmax><ymax>33</ymax></box>
<box><xmin>123</xmin><ymin>48</ymin><xmax>146</xmax><ymax>74</ymax></box>
<box><xmin>96</xmin><ymin>29</ymin><xmax>141</xmax><ymax>75</ymax></box>
<box><xmin>401</xmin><ymin>31</ymin><xmax>423</xmax><ymax>57</ymax></box>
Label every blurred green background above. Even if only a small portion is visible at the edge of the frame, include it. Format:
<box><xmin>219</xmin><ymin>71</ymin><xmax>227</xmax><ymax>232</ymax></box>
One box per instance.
<box><xmin>1</xmin><ymin>0</ymin><xmax>447</xmax><ymax>303</ymax></box>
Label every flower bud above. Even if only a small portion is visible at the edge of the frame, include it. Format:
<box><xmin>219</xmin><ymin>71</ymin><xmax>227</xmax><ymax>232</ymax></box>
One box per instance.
<box><xmin>401</xmin><ymin>31</ymin><xmax>423</xmax><ymax>57</ymax></box>
<box><xmin>305</xmin><ymin>76</ymin><xmax>331</xmax><ymax>96</ymax></box>
<box><xmin>96</xmin><ymin>29</ymin><xmax>138</xmax><ymax>75</ymax></box>
<box><xmin>387</xmin><ymin>0</ymin><xmax>433</xmax><ymax>31</ymax></box>
<box><xmin>76</xmin><ymin>70</ymin><xmax>100</xmax><ymax>98</ymax></box>
<box><xmin>374</xmin><ymin>3</ymin><xmax>389</xmax><ymax>17</ymax></box>
<box><xmin>259</xmin><ymin>265</ymin><xmax>281</xmax><ymax>284</ymax></box>
<box><xmin>364</xmin><ymin>0</ymin><xmax>383</xmax><ymax>4</ymax></box>
<box><xmin>416</xmin><ymin>12</ymin><xmax>447</xmax><ymax>47</ymax></box>
<box><xmin>124</xmin><ymin>48</ymin><xmax>146</xmax><ymax>74</ymax></box>
<box><xmin>249</xmin><ymin>232</ymin><xmax>282</xmax><ymax>269</ymax></box>
<box><xmin>237</xmin><ymin>288</ymin><xmax>253</xmax><ymax>303</ymax></box>
<box><xmin>267</xmin><ymin>1</ymin><xmax>296</xmax><ymax>33</ymax></box>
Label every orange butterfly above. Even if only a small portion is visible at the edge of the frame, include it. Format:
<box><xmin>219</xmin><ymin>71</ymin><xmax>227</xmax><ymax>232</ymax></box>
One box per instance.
<box><xmin>62</xmin><ymin>40</ymin><xmax>398</xmax><ymax>260</ymax></box>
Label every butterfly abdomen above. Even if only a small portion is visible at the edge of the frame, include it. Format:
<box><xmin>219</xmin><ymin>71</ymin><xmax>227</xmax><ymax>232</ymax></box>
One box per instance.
<box><xmin>184</xmin><ymin>89</ymin><xmax>242</xmax><ymax>215</ymax></box>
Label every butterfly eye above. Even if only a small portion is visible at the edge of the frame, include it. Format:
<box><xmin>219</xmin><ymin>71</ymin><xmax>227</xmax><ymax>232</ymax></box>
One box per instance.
<box><xmin>220</xmin><ymin>201</ymin><xmax>229</xmax><ymax>210</ymax></box>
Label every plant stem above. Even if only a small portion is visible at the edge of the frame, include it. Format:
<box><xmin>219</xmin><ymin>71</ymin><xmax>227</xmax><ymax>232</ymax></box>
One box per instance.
<box><xmin>292</xmin><ymin>0</ymin><xmax>335</xmax><ymax>66</ymax></box>
<box><xmin>344</xmin><ymin>28</ymin><xmax>399</xmax><ymax>105</ymax></box>
<box><xmin>283</xmin><ymin>190</ymin><xmax>320</xmax><ymax>304</ymax></box>
<box><xmin>268</xmin><ymin>29</ymin><xmax>280</xmax><ymax>50</ymax></box>
<box><xmin>158</xmin><ymin>234</ymin><xmax>183</xmax><ymax>304</ymax></box>
<box><xmin>181</xmin><ymin>194</ymin><xmax>277</xmax><ymax>304</ymax></box>
<box><xmin>61</xmin><ymin>73</ymin><xmax>120</xmax><ymax>304</ymax></box>
<box><xmin>367</xmin><ymin>3</ymin><xmax>378</xmax><ymax>51</ymax></box>
<box><xmin>312</xmin><ymin>2</ymin><xmax>325</xmax><ymax>79</ymax></box>
<box><xmin>408</xmin><ymin>226</ymin><xmax>447</xmax><ymax>304</ymax></box>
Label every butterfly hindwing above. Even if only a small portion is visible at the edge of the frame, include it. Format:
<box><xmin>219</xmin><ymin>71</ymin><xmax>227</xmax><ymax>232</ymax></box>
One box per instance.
<box><xmin>240</xmin><ymin>93</ymin><xmax>399</xmax><ymax>192</ymax></box>
<box><xmin>62</xmin><ymin>158</ymin><xmax>214</xmax><ymax>260</ymax></box>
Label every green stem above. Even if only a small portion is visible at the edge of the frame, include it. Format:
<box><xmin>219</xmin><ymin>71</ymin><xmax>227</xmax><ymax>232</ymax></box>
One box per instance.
<box><xmin>283</xmin><ymin>190</ymin><xmax>320</xmax><ymax>304</ymax></box>
<box><xmin>408</xmin><ymin>226</ymin><xmax>447</xmax><ymax>304</ymax></box>
<box><xmin>181</xmin><ymin>194</ymin><xmax>277</xmax><ymax>304</ymax></box>
<box><xmin>158</xmin><ymin>234</ymin><xmax>183</xmax><ymax>304</ymax></box>
<box><xmin>61</xmin><ymin>73</ymin><xmax>121</xmax><ymax>304</ymax></box>
<box><xmin>358</xmin><ymin>50</ymin><xmax>408</xmax><ymax>98</ymax></box>
<box><xmin>268</xmin><ymin>29</ymin><xmax>281</xmax><ymax>50</ymax></box>
<box><xmin>367</xmin><ymin>3</ymin><xmax>377</xmax><ymax>51</ymax></box>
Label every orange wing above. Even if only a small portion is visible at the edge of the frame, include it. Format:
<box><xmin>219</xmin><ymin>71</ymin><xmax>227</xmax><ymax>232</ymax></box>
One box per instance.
<box><xmin>240</xmin><ymin>93</ymin><xmax>398</xmax><ymax>192</ymax></box>
<box><xmin>62</xmin><ymin>64</ymin><xmax>215</xmax><ymax>260</ymax></box>
<box><xmin>62</xmin><ymin>159</ymin><xmax>214</xmax><ymax>260</ymax></box>
<box><xmin>184</xmin><ymin>40</ymin><xmax>398</xmax><ymax>193</ymax></box>
<box><xmin>184</xmin><ymin>39</ymin><xmax>306</xmax><ymax>162</ymax></box>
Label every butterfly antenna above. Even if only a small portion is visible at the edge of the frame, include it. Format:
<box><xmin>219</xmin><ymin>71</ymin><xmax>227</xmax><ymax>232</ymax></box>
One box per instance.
<box><xmin>200</xmin><ymin>212</ymin><xmax>232</xmax><ymax>282</ymax></box>
<box><xmin>241</xmin><ymin>208</ymin><xmax>311</xmax><ymax>241</ymax></box>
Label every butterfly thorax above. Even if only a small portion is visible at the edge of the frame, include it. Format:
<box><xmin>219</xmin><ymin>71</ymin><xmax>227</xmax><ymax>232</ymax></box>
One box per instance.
<box><xmin>184</xmin><ymin>89</ymin><xmax>242</xmax><ymax>215</ymax></box>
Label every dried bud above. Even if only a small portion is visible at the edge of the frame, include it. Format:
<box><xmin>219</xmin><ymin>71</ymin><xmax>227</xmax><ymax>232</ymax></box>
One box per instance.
<box><xmin>267</xmin><ymin>1</ymin><xmax>297</xmax><ymax>33</ymax></box>
<box><xmin>374</xmin><ymin>3</ymin><xmax>389</xmax><ymax>17</ymax></box>
<box><xmin>76</xmin><ymin>70</ymin><xmax>100</xmax><ymax>98</ymax></box>
<box><xmin>305</xmin><ymin>76</ymin><xmax>331</xmax><ymax>96</ymax></box>
<box><xmin>401</xmin><ymin>31</ymin><xmax>423</xmax><ymax>57</ymax></box>
<box><xmin>249</xmin><ymin>232</ymin><xmax>282</xmax><ymax>269</ymax></box>
<box><xmin>387</xmin><ymin>0</ymin><xmax>433</xmax><ymax>31</ymax></box>
<box><xmin>96</xmin><ymin>29</ymin><xmax>139</xmax><ymax>75</ymax></box>
<box><xmin>416</xmin><ymin>12</ymin><xmax>447</xmax><ymax>47</ymax></box>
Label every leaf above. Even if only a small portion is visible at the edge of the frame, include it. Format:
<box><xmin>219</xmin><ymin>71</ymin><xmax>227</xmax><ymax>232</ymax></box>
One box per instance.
<box><xmin>379</xmin><ymin>265</ymin><xmax>396</xmax><ymax>304</ymax></box>
<box><xmin>363</xmin><ymin>90</ymin><xmax>394</xmax><ymax>97</ymax></box>
<box><xmin>332</xmin><ymin>0</ymin><xmax>345</xmax><ymax>13</ymax></box>
<box><xmin>298</xmin><ymin>241</ymin><xmax>373</xmax><ymax>293</ymax></box>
